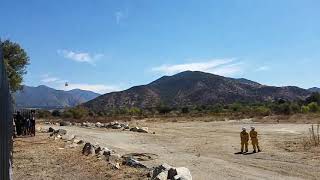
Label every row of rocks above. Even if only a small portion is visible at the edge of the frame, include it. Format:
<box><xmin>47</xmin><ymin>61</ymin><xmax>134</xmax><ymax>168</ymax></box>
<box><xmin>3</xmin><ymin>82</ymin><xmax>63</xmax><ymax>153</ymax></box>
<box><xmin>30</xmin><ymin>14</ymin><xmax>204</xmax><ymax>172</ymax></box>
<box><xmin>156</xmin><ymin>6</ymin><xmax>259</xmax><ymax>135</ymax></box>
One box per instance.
<box><xmin>57</xmin><ymin>121</ymin><xmax>151</xmax><ymax>134</ymax></box>
<box><xmin>81</xmin><ymin>142</ymin><xmax>147</xmax><ymax>169</ymax></box>
<box><xmin>46</xmin><ymin>127</ymin><xmax>191</xmax><ymax>180</ymax></box>
<box><xmin>47</xmin><ymin>127</ymin><xmax>147</xmax><ymax>170</ymax></box>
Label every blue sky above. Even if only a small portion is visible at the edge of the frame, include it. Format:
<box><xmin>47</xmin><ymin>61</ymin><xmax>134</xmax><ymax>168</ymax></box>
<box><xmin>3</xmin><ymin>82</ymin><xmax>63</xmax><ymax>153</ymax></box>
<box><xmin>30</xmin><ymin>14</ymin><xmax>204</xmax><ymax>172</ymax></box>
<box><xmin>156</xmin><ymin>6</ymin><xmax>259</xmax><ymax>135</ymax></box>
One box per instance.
<box><xmin>1</xmin><ymin>0</ymin><xmax>319</xmax><ymax>94</ymax></box>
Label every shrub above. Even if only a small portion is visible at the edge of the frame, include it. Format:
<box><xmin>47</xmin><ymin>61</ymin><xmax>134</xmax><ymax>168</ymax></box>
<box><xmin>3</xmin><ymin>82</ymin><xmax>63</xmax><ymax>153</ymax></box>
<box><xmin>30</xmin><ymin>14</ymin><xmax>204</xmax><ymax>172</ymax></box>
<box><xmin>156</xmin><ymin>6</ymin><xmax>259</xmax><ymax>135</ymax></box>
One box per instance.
<box><xmin>62</xmin><ymin>111</ymin><xmax>73</xmax><ymax>118</ymax></box>
<box><xmin>301</xmin><ymin>105</ymin><xmax>310</xmax><ymax>113</ymax></box>
<box><xmin>64</xmin><ymin>107</ymin><xmax>89</xmax><ymax>119</ymax></box>
<box><xmin>157</xmin><ymin>106</ymin><xmax>172</xmax><ymax>114</ymax></box>
<box><xmin>254</xmin><ymin>106</ymin><xmax>271</xmax><ymax>116</ymax></box>
<box><xmin>128</xmin><ymin>107</ymin><xmax>142</xmax><ymax>115</ymax></box>
<box><xmin>306</xmin><ymin>92</ymin><xmax>320</xmax><ymax>104</ymax></box>
<box><xmin>181</xmin><ymin>107</ymin><xmax>189</xmax><ymax>114</ymax></box>
<box><xmin>308</xmin><ymin>102</ymin><xmax>319</xmax><ymax>113</ymax></box>
<box><xmin>51</xmin><ymin>110</ymin><xmax>61</xmax><ymax>117</ymax></box>
<box><xmin>37</xmin><ymin>110</ymin><xmax>51</xmax><ymax>118</ymax></box>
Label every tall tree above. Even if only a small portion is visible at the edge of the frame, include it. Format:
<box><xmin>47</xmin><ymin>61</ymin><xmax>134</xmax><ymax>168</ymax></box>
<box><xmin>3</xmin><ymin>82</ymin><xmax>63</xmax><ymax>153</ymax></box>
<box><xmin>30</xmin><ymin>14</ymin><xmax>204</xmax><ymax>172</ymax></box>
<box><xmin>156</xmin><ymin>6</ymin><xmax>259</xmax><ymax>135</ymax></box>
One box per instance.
<box><xmin>1</xmin><ymin>40</ymin><xmax>30</xmax><ymax>92</ymax></box>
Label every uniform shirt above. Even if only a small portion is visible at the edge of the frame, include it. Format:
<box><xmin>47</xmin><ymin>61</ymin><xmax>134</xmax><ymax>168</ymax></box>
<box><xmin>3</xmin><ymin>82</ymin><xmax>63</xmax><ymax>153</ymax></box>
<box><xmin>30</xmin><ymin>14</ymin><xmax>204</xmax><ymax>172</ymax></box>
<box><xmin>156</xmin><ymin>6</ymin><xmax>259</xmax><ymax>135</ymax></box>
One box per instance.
<box><xmin>250</xmin><ymin>130</ymin><xmax>258</xmax><ymax>139</ymax></box>
<box><xmin>240</xmin><ymin>131</ymin><xmax>249</xmax><ymax>142</ymax></box>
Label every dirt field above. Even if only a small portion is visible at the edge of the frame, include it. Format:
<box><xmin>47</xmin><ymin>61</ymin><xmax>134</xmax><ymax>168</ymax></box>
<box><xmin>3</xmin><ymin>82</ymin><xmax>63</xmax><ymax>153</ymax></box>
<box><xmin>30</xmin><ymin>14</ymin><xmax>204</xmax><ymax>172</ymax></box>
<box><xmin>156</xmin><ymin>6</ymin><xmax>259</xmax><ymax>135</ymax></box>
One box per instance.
<box><xmin>37</xmin><ymin>118</ymin><xmax>320</xmax><ymax>180</ymax></box>
<box><xmin>13</xmin><ymin>134</ymin><xmax>148</xmax><ymax>180</ymax></box>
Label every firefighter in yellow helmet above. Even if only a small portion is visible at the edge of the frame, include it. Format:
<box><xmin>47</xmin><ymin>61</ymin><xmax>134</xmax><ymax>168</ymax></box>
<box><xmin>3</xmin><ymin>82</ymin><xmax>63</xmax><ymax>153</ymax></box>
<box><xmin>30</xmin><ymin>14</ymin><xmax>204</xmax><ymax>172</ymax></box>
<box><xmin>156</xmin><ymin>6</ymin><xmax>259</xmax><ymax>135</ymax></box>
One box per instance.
<box><xmin>250</xmin><ymin>126</ymin><xmax>261</xmax><ymax>153</ymax></box>
<box><xmin>240</xmin><ymin>127</ymin><xmax>249</xmax><ymax>154</ymax></box>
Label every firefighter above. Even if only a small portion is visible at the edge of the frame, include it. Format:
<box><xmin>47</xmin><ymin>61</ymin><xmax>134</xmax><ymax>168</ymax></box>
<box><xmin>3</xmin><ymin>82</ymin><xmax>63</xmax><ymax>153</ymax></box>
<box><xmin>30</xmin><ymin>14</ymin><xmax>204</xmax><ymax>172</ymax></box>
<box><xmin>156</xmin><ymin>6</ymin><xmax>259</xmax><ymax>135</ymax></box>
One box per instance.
<box><xmin>30</xmin><ymin>110</ymin><xmax>36</xmax><ymax>136</ymax></box>
<box><xmin>250</xmin><ymin>126</ymin><xmax>261</xmax><ymax>153</ymax></box>
<box><xmin>15</xmin><ymin>111</ymin><xmax>23</xmax><ymax>136</ymax></box>
<box><xmin>240</xmin><ymin>127</ymin><xmax>249</xmax><ymax>154</ymax></box>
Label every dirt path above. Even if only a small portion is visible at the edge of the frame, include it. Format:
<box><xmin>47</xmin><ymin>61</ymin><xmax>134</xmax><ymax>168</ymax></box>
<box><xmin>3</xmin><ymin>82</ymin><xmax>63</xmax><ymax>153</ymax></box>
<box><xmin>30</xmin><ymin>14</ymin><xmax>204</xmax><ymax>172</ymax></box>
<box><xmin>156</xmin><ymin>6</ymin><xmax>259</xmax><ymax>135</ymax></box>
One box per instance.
<box><xmin>43</xmin><ymin>121</ymin><xmax>320</xmax><ymax>180</ymax></box>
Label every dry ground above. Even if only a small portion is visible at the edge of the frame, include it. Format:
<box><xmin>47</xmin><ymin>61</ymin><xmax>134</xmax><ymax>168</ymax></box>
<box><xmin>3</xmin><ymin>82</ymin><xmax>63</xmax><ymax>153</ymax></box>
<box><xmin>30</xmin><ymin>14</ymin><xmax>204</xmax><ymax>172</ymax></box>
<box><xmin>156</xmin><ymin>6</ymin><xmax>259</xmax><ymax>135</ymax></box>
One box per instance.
<box><xmin>16</xmin><ymin>117</ymin><xmax>320</xmax><ymax>180</ymax></box>
<box><xmin>13</xmin><ymin>134</ymin><xmax>148</xmax><ymax>180</ymax></box>
<box><xmin>41</xmin><ymin>118</ymin><xmax>320</xmax><ymax>180</ymax></box>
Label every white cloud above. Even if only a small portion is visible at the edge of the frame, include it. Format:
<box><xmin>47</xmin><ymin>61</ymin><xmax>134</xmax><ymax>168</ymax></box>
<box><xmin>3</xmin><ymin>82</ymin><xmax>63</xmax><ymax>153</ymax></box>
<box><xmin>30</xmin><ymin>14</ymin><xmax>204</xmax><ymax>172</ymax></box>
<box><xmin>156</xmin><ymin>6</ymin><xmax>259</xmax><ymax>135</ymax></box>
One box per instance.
<box><xmin>41</xmin><ymin>77</ymin><xmax>59</xmax><ymax>83</ymax></box>
<box><xmin>211</xmin><ymin>62</ymin><xmax>244</xmax><ymax>76</ymax></box>
<box><xmin>61</xmin><ymin>83</ymin><xmax>120</xmax><ymax>94</ymax></box>
<box><xmin>256</xmin><ymin>66</ymin><xmax>270</xmax><ymax>71</ymax></box>
<box><xmin>57</xmin><ymin>49</ymin><xmax>104</xmax><ymax>65</ymax></box>
<box><xmin>151</xmin><ymin>58</ymin><xmax>243</xmax><ymax>76</ymax></box>
<box><xmin>40</xmin><ymin>74</ymin><xmax>66</xmax><ymax>84</ymax></box>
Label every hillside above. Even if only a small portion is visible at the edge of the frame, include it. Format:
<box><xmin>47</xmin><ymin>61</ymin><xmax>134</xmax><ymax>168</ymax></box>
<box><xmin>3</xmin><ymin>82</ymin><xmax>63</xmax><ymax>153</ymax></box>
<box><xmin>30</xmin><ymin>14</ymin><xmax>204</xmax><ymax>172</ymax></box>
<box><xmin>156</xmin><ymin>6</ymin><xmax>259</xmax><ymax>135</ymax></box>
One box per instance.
<box><xmin>83</xmin><ymin>71</ymin><xmax>311</xmax><ymax>112</ymax></box>
<box><xmin>14</xmin><ymin>85</ymin><xmax>100</xmax><ymax>109</ymax></box>
<box><xmin>308</xmin><ymin>87</ymin><xmax>320</xmax><ymax>93</ymax></box>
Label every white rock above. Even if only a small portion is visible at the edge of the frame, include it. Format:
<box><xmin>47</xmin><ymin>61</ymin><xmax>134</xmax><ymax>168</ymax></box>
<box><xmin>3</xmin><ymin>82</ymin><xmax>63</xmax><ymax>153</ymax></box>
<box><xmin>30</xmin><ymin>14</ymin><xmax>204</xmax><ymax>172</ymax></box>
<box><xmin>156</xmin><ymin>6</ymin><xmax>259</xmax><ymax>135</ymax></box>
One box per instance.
<box><xmin>168</xmin><ymin>167</ymin><xmax>192</xmax><ymax>180</ymax></box>
<box><xmin>154</xmin><ymin>171</ymin><xmax>168</xmax><ymax>180</ymax></box>
<box><xmin>61</xmin><ymin>134</ymin><xmax>75</xmax><ymax>141</ymax></box>
<box><xmin>151</xmin><ymin>163</ymin><xmax>172</xmax><ymax>179</ymax></box>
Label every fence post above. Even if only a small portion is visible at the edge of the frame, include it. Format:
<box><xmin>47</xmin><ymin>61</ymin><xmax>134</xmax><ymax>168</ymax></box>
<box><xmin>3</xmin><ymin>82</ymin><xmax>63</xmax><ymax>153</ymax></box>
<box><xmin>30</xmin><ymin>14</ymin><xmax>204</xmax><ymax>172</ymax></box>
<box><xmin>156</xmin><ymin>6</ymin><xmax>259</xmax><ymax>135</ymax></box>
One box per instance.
<box><xmin>0</xmin><ymin>42</ymin><xmax>13</xmax><ymax>179</ymax></box>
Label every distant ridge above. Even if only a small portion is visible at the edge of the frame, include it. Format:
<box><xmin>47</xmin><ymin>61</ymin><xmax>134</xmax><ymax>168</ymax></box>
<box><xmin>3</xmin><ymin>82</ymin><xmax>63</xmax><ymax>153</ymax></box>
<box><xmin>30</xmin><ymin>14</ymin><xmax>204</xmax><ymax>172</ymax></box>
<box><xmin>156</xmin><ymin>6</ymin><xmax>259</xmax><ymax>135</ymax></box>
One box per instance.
<box><xmin>83</xmin><ymin>71</ymin><xmax>311</xmax><ymax>112</ymax></box>
<box><xmin>308</xmin><ymin>87</ymin><xmax>320</xmax><ymax>93</ymax></box>
<box><xmin>14</xmin><ymin>85</ymin><xmax>100</xmax><ymax>109</ymax></box>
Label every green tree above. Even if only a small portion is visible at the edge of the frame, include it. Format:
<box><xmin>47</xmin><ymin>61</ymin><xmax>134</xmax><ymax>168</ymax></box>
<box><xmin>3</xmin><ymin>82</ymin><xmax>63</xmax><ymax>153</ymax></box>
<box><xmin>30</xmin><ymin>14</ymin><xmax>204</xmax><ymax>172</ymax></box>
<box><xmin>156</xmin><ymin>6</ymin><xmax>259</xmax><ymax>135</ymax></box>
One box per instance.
<box><xmin>2</xmin><ymin>40</ymin><xmax>30</xmax><ymax>92</ymax></box>
<box><xmin>301</xmin><ymin>105</ymin><xmax>310</xmax><ymax>113</ymax></box>
<box><xmin>254</xmin><ymin>106</ymin><xmax>271</xmax><ymax>116</ymax></box>
<box><xmin>308</xmin><ymin>102</ymin><xmax>319</xmax><ymax>113</ymax></box>
<box><xmin>70</xmin><ymin>107</ymin><xmax>89</xmax><ymax>119</ymax></box>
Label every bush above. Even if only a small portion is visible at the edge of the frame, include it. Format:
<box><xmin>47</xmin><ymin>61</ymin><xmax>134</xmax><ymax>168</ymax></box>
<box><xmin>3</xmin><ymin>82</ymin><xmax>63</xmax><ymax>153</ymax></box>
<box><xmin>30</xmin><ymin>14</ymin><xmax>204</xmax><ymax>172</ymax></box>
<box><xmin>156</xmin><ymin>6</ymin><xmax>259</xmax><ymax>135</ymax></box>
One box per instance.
<box><xmin>37</xmin><ymin>110</ymin><xmax>51</xmax><ymax>118</ymax></box>
<box><xmin>301</xmin><ymin>105</ymin><xmax>310</xmax><ymax>113</ymax></box>
<box><xmin>308</xmin><ymin>102</ymin><xmax>319</xmax><ymax>113</ymax></box>
<box><xmin>272</xmin><ymin>103</ymin><xmax>292</xmax><ymax>115</ymax></box>
<box><xmin>230</xmin><ymin>103</ymin><xmax>243</xmax><ymax>112</ymax></box>
<box><xmin>254</xmin><ymin>106</ymin><xmax>271</xmax><ymax>116</ymax></box>
<box><xmin>181</xmin><ymin>107</ymin><xmax>189</xmax><ymax>114</ymax></box>
<box><xmin>306</xmin><ymin>92</ymin><xmax>320</xmax><ymax>104</ymax></box>
<box><xmin>157</xmin><ymin>106</ymin><xmax>172</xmax><ymax>114</ymax></box>
<box><xmin>62</xmin><ymin>111</ymin><xmax>73</xmax><ymax>118</ymax></box>
<box><xmin>51</xmin><ymin>110</ymin><xmax>61</xmax><ymax>117</ymax></box>
<box><xmin>128</xmin><ymin>107</ymin><xmax>142</xmax><ymax>115</ymax></box>
<box><xmin>63</xmin><ymin>107</ymin><xmax>89</xmax><ymax>119</ymax></box>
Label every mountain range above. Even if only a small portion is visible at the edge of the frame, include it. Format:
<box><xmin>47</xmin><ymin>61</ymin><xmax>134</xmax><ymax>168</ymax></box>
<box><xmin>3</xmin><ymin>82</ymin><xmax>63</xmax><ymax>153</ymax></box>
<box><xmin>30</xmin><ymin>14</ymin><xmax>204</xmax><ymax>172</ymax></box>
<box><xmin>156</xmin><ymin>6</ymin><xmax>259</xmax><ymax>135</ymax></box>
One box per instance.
<box><xmin>308</xmin><ymin>87</ymin><xmax>320</xmax><ymax>93</ymax></box>
<box><xmin>83</xmin><ymin>71</ymin><xmax>314</xmax><ymax>112</ymax></box>
<box><xmin>14</xmin><ymin>85</ymin><xmax>100</xmax><ymax>109</ymax></box>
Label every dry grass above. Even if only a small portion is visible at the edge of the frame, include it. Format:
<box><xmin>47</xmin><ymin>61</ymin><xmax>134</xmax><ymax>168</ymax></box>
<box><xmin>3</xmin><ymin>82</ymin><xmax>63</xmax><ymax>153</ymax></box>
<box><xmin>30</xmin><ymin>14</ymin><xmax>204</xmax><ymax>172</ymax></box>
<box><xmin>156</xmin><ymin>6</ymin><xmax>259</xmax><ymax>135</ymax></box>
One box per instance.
<box><xmin>281</xmin><ymin>123</ymin><xmax>320</xmax><ymax>153</ymax></box>
<box><xmin>13</xmin><ymin>133</ymin><xmax>148</xmax><ymax>180</ymax></box>
<box><xmin>303</xmin><ymin>124</ymin><xmax>320</xmax><ymax>150</ymax></box>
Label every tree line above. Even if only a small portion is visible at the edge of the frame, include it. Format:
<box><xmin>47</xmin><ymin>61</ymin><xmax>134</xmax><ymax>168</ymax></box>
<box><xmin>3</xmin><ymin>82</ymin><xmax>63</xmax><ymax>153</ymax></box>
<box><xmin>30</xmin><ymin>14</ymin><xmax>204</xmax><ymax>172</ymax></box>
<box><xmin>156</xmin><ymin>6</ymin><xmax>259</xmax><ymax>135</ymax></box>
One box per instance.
<box><xmin>37</xmin><ymin>92</ymin><xmax>320</xmax><ymax>119</ymax></box>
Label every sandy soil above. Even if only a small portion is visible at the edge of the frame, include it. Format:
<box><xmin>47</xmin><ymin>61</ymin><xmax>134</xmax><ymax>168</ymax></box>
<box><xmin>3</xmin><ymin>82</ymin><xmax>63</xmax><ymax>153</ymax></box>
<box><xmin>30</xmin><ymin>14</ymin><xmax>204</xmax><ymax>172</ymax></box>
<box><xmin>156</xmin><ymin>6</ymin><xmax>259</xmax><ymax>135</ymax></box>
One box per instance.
<box><xmin>12</xmin><ymin>134</ymin><xmax>148</xmax><ymax>180</ymax></box>
<box><xmin>40</xmin><ymin>119</ymin><xmax>320</xmax><ymax>180</ymax></box>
